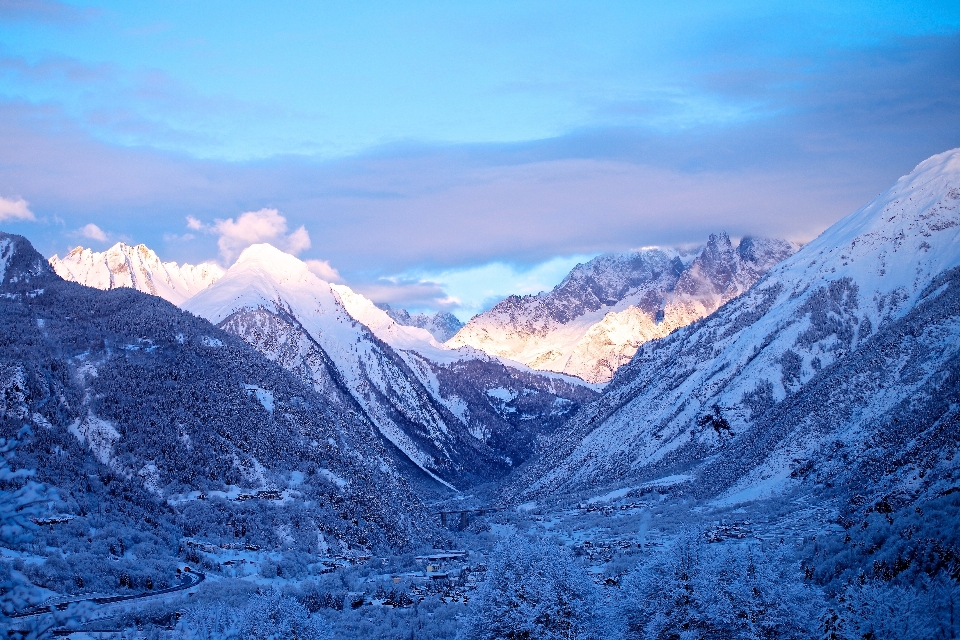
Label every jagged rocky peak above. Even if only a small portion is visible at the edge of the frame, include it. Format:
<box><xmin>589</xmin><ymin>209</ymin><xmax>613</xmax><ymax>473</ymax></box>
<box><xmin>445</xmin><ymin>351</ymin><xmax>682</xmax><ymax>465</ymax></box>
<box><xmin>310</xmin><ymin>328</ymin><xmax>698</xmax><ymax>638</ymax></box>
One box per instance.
<box><xmin>674</xmin><ymin>233</ymin><xmax>799</xmax><ymax>302</ymax></box>
<box><xmin>449</xmin><ymin>233</ymin><xmax>798</xmax><ymax>383</ymax></box>
<box><xmin>541</xmin><ymin>249</ymin><xmax>684</xmax><ymax>324</ymax></box>
<box><xmin>674</xmin><ymin>232</ymin><xmax>738</xmax><ymax>297</ymax></box>
<box><xmin>49</xmin><ymin>241</ymin><xmax>224</xmax><ymax>305</ymax></box>
<box><xmin>377</xmin><ymin>303</ymin><xmax>464</xmax><ymax>342</ymax></box>
<box><xmin>234</xmin><ymin>242</ymin><xmax>303</xmax><ymax>271</ymax></box>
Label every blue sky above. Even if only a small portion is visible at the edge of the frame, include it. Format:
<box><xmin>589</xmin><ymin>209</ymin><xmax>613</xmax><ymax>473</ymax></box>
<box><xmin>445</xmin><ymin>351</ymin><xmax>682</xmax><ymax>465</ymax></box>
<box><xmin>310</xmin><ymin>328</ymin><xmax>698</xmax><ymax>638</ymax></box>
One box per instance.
<box><xmin>1</xmin><ymin>1</ymin><xmax>958</xmax><ymax>318</ymax></box>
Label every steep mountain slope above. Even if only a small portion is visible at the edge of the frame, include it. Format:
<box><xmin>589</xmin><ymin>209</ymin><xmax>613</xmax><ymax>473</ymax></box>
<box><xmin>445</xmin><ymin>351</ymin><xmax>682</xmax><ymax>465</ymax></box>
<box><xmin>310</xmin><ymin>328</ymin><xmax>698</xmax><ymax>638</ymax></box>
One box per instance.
<box><xmin>379</xmin><ymin>304</ymin><xmax>464</xmax><ymax>342</ymax></box>
<box><xmin>50</xmin><ymin>242</ymin><xmax>224</xmax><ymax>305</ymax></box>
<box><xmin>448</xmin><ymin>234</ymin><xmax>797</xmax><ymax>383</ymax></box>
<box><xmin>334</xmin><ymin>286</ymin><xmax>600</xmax><ymax>469</ymax></box>
<box><xmin>512</xmin><ymin>148</ymin><xmax>960</xmax><ymax>505</ymax></box>
<box><xmin>0</xmin><ymin>232</ymin><xmax>430</xmax><ymax>557</ymax></box>
<box><xmin>184</xmin><ymin>245</ymin><xmax>598</xmax><ymax>490</ymax></box>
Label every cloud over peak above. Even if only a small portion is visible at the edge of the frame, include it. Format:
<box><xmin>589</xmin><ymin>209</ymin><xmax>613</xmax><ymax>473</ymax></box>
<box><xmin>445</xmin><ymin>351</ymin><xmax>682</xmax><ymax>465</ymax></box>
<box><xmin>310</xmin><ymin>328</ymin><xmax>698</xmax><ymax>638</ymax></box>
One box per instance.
<box><xmin>194</xmin><ymin>208</ymin><xmax>312</xmax><ymax>263</ymax></box>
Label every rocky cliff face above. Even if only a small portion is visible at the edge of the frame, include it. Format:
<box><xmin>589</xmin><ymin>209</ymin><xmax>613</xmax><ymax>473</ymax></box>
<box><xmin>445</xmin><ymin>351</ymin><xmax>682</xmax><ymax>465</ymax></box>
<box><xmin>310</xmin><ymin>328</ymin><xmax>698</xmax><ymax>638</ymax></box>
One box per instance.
<box><xmin>449</xmin><ymin>234</ymin><xmax>797</xmax><ymax>383</ymax></box>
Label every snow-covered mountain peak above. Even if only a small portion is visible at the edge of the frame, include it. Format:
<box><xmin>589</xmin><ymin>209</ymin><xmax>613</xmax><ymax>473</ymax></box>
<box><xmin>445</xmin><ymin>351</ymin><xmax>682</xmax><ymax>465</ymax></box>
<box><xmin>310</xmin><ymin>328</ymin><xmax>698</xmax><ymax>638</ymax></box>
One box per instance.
<box><xmin>193</xmin><ymin>246</ymin><xmax>437</xmax><ymax>353</ymax></box>
<box><xmin>752</xmin><ymin>146</ymin><xmax>960</xmax><ymax>316</ymax></box>
<box><xmin>50</xmin><ymin>241</ymin><xmax>224</xmax><ymax>305</ymax></box>
<box><xmin>232</xmin><ymin>243</ymin><xmax>314</xmax><ymax>283</ymax></box>
<box><xmin>185</xmin><ymin>245</ymin><xmax>339</xmax><ymax>328</ymax></box>
<box><xmin>220</xmin><ymin>244</ymin><xmax>485</xmax><ymax>363</ymax></box>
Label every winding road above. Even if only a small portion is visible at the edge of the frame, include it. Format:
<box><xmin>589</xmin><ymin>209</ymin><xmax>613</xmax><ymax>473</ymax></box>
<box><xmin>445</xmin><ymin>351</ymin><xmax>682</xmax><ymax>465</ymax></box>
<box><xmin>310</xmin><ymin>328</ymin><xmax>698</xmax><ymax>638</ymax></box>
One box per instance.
<box><xmin>9</xmin><ymin>569</ymin><xmax>205</xmax><ymax>619</ymax></box>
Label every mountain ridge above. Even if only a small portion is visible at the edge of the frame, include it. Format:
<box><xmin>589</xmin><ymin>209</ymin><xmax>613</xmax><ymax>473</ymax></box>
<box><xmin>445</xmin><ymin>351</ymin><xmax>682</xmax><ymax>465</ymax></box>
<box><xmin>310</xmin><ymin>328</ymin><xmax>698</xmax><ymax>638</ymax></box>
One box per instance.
<box><xmin>49</xmin><ymin>242</ymin><xmax>224</xmax><ymax>306</ymax></box>
<box><xmin>184</xmin><ymin>243</ymin><xmax>599</xmax><ymax>490</ymax></box>
<box><xmin>448</xmin><ymin>233</ymin><xmax>798</xmax><ymax>382</ymax></box>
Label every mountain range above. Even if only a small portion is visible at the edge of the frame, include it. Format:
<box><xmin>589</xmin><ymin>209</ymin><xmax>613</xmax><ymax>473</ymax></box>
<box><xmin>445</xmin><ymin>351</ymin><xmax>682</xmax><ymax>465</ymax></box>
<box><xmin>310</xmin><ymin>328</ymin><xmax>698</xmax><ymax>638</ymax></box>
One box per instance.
<box><xmin>182</xmin><ymin>244</ymin><xmax>598</xmax><ymax>490</ymax></box>
<box><xmin>50</xmin><ymin>242</ymin><xmax>224</xmax><ymax>306</ymax></box>
<box><xmin>0</xmin><ymin>232</ymin><xmax>432</xmax><ymax>557</ymax></box>
<box><xmin>42</xmin><ymin>230</ymin><xmax>803</xmax><ymax>491</ymax></box>
<box><xmin>47</xmin><ymin>235</ymin><xmax>799</xmax><ymax>388</ymax></box>
<box><xmin>447</xmin><ymin>233</ymin><xmax>798</xmax><ymax>382</ymax></box>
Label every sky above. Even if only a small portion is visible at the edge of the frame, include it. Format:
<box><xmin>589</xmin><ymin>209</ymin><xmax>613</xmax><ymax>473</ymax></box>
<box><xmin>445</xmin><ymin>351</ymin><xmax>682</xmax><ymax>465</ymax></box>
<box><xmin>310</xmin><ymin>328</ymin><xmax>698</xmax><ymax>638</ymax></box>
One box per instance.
<box><xmin>0</xmin><ymin>0</ymin><xmax>958</xmax><ymax>318</ymax></box>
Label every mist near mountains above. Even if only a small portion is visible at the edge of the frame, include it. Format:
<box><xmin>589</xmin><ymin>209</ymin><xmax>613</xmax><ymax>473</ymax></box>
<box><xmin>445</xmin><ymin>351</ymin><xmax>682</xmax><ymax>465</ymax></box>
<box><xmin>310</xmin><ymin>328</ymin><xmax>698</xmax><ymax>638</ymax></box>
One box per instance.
<box><xmin>2</xmin><ymin>148</ymin><xmax>960</xmax><ymax>638</ymax></box>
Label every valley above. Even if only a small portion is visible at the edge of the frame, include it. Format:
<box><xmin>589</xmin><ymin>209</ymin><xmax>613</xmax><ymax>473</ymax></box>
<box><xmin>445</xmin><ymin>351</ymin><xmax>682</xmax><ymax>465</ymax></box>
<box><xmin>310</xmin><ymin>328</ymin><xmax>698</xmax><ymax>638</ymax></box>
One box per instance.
<box><xmin>1</xmin><ymin>148</ymin><xmax>959</xmax><ymax>638</ymax></box>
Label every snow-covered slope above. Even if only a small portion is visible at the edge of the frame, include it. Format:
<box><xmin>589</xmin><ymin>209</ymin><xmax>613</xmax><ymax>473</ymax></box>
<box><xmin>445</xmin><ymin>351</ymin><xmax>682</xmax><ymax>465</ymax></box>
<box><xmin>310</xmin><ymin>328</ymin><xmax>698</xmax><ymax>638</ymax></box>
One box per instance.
<box><xmin>449</xmin><ymin>234</ymin><xmax>797</xmax><ymax>383</ymax></box>
<box><xmin>184</xmin><ymin>244</ymin><xmax>598</xmax><ymax>489</ymax></box>
<box><xmin>512</xmin><ymin>148</ymin><xmax>960</xmax><ymax>504</ymax></box>
<box><xmin>333</xmin><ymin>285</ymin><xmax>446</xmax><ymax>353</ymax></box>
<box><xmin>50</xmin><ymin>243</ymin><xmax>224</xmax><ymax>305</ymax></box>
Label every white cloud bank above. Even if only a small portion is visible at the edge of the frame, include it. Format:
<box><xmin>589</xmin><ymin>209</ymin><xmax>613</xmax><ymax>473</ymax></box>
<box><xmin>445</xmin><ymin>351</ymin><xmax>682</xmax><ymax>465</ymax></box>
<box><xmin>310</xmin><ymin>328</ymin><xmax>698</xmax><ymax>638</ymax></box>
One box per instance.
<box><xmin>0</xmin><ymin>195</ymin><xmax>35</xmax><ymax>222</ymax></box>
<box><xmin>188</xmin><ymin>208</ymin><xmax>312</xmax><ymax>262</ymax></box>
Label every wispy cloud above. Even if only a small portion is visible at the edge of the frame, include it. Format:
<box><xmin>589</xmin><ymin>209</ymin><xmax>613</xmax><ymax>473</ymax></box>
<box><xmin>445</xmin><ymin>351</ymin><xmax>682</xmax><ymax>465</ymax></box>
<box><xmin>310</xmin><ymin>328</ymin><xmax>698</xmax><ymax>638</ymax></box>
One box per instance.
<box><xmin>351</xmin><ymin>279</ymin><xmax>459</xmax><ymax>314</ymax></box>
<box><xmin>0</xmin><ymin>194</ymin><xmax>34</xmax><ymax>222</ymax></box>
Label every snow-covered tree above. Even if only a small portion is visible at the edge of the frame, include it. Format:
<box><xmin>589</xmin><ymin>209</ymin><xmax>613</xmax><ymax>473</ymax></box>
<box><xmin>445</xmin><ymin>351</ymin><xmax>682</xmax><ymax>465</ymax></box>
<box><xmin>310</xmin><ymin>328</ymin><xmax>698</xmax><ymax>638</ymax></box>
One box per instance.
<box><xmin>0</xmin><ymin>430</ymin><xmax>82</xmax><ymax>640</ymax></box>
<box><xmin>177</xmin><ymin>589</ymin><xmax>332</xmax><ymax>640</ymax></box>
<box><xmin>458</xmin><ymin>535</ymin><xmax>604</xmax><ymax>640</ymax></box>
<box><xmin>620</xmin><ymin>531</ymin><xmax>822</xmax><ymax>639</ymax></box>
<box><xmin>239</xmin><ymin>590</ymin><xmax>331</xmax><ymax>640</ymax></box>
<box><xmin>175</xmin><ymin>602</ymin><xmax>244</xmax><ymax>640</ymax></box>
<box><xmin>832</xmin><ymin>574</ymin><xmax>960</xmax><ymax>639</ymax></box>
